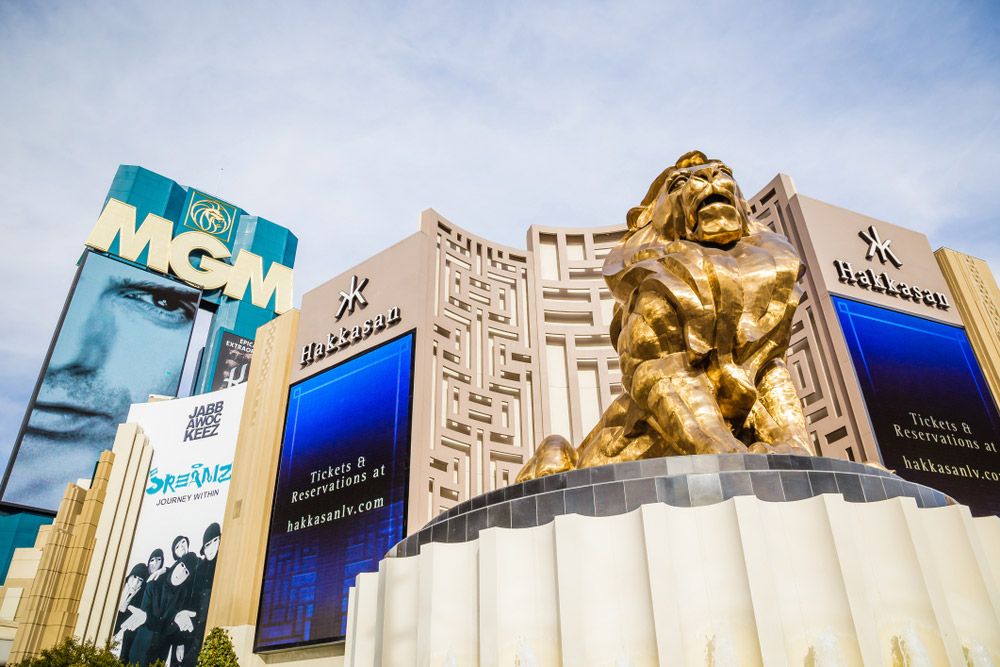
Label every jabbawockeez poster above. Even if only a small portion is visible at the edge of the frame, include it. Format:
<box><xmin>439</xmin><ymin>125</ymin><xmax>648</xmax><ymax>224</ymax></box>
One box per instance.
<box><xmin>111</xmin><ymin>384</ymin><xmax>245</xmax><ymax>667</ymax></box>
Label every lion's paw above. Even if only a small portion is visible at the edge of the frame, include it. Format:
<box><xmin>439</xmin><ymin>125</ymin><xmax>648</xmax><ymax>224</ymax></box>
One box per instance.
<box><xmin>516</xmin><ymin>434</ymin><xmax>578</xmax><ymax>483</ymax></box>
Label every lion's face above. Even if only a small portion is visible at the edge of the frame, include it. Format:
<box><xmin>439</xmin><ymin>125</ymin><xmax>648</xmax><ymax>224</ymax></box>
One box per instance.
<box><xmin>653</xmin><ymin>160</ymin><xmax>748</xmax><ymax>245</ymax></box>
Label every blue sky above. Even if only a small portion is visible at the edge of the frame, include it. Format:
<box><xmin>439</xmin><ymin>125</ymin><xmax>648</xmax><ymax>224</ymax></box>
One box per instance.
<box><xmin>0</xmin><ymin>1</ymin><xmax>998</xmax><ymax>467</ymax></box>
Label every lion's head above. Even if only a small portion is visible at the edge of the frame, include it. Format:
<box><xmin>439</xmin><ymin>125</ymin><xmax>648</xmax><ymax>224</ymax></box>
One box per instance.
<box><xmin>626</xmin><ymin>150</ymin><xmax>754</xmax><ymax>246</ymax></box>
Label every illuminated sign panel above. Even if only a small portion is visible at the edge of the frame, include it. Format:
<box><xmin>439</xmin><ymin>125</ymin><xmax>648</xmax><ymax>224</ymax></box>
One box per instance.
<box><xmin>256</xmin><ymin>332</ymin><xmax>414</xmax><ymax>650</ymax></box>
<box><xmin>834</xmin><ymin>296</ymin><xmax>1000</xmax><ymax>516</ymax></box>
<box><xmin>0</xmin><ymin>166</ymin><xmax>296</xmax><ymax>514</ymax></box>
<box><xmin>1</xmin><ymin>252</ymin><xmax>200</xmax><ymax>511</ymax></box>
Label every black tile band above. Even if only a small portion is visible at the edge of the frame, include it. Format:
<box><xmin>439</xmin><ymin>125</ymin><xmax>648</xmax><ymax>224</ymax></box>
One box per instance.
<box><xmin>389</xmin><ymin>455</ymin><xmax>954</xmax><ymax>558</ymax></box>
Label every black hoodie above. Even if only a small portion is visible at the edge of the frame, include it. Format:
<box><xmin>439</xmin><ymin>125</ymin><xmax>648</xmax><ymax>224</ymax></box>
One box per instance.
<box><xmin>127</xmin><ymin>552</ymin><xmax>199</xmax><ymax>666</ymax></box>
<box><xmin>113</xmin><ymin>563</ymin><xmax>147</xmax><ymax>659</ymax></box>
<box><xmin>178</xmin><ymin>523</ymin><xmax>222</xmax><ymax>667</ymax></box>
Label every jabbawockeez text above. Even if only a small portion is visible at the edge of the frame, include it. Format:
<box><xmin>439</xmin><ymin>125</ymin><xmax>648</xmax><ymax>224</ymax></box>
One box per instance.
<box><xmin>184</xmin><ymin>400</ymin><xmax>224</xmax><ymax>442</ymax></box>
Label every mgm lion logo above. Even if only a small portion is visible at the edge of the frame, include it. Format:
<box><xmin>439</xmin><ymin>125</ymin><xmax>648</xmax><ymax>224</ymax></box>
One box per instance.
<box><xmin>185</xmin><ymin>193</ymin><xmax>237</xmax><ymax>243</ymax></box>
<box><xmin>518</xmin><ymin>151</ymin><xmax>815</xmax><ymax>482</ymax></box>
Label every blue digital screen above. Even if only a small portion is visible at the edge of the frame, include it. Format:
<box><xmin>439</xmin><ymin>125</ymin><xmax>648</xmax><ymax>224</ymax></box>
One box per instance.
<box><xmin>255</xmin><ymin>332</ymin><xmax>413</xmax><ymax>649</ymax></box>
<box><xmin>2</xmin><ymin>251</ymin><xmax>200</xmax><ymax>511</ymax></box>
<box><xmin>834</xmin><ymin>296</ymin><xmax>1000</xmax><ymax>516</ymax></box>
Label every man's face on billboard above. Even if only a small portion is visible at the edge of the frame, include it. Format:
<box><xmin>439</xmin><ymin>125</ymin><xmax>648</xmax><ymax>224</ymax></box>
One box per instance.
<box><xmin>4</xmin><ymin>252</ymin><xmax>199</xmax><ymax>509</ymax></box>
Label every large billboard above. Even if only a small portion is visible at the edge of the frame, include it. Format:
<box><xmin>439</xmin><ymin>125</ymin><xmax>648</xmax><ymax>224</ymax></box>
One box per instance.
<box><xmin>256</xmin><ymin>332</ymin><xmax>414</xmax><ymax>650</ymax></box>
<box><xmin>1</xmin><ymin>251</ymin><xmax>200</xmax><ymax>511</ymax></box>
<box><xmin>834</xmin><ymin>296</ymin><xmax>1000</xmax><ymax>516</ymax></box>
<box><xmin>0</xmin><ymin>165</ymin><xmax>297</xmax><ymax>516</ymax></box>
<box><xmin>111</xmin><ymin>384</ymin><xmax>245</xmax><ymax>667</ymax></box>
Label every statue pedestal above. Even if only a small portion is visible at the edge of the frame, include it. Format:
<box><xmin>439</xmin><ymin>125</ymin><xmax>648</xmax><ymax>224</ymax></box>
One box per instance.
<box><xmin>344</xmin><ymin>456</ymin><xmax>1000</xmax><ymax>666</ymax></box>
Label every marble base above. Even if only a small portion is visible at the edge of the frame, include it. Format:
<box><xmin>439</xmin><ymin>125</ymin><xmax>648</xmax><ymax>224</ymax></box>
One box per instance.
<box><xmin>348</xmin><ymin>493</ymin><xmax>1000</xmax><ymax>666</ymax></box>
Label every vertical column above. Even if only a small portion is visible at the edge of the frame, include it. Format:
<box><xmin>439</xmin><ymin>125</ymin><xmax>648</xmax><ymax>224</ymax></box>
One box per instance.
<box><xmin>926</xmin><ymin>506</ymin><xmax>1000</xmax><ymax>659</ymax></box>
<box><xmin>415</xmin><ymin>541</ymin><xmax>478</xmax><ymax>667</ymax></box>
<box><xmin>8</xmin><ymin>484</ymin><xmax>85</xmax><ymax>662</ymax></box>
<box><xmin>48</xmin><ymin>452</ymin><xmax>113</xmax><ymax>640</ymax></box>
<box><xmin>750</xmin><ymin>496</ymin><xmax>866</xmax><ymax>663</ymax></box>
<box><xmin>75</xmin><ymin>425</ymin><xmax>151</xmax><ymax>643</ymax></box>
<box><xmin>817</xmin><ymin>493</ymin><xmax>883</xmax><ymax>663</ymax></box>
<box><xmin>207</xmin><ymin>310</ymin><xmax>299</xmax><ymax>630</ymax></box>
<box><xmin>974</xmin><ymin>515</ymin><xmax>1000</xmax><ymax>585</ymax></box>
<box><xmin>478</xmin><ymin>524</ymin><xmax>561</xmax><ymax>666</ymax></box>
<box><xmin>553</xmin><ymin>512</ymin><xmax>658</xmax><ymax>666</ymax></box>
<box><xmin>376</xmin><ymin>554</ymin><xmax>420</xmax><ymax>665</ymax></box>
<box><xmin>345</xmin><ymin>572</ymin><xmax>381</xmax><ymax>667</ymax></box>
<box><xmin>645</xmin><ymin>500</ymin><xmax>764</xmax><ymax>665</ymax></box>
<box><xmin>728</xmin><ymin>499</ymin><xmax>786</xmax><ymax>665</ymax></box>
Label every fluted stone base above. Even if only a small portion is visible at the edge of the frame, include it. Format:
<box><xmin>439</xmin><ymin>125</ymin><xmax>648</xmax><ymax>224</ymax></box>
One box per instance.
<box><xmin>390</xmin><ymin>455</ymin><xmax>953</xmax><ymax>558</ymax></box>
<box><xmin>347</xmin><ymin>493</ymin><xmax>1000</xmax><ymax>666</ymax></box>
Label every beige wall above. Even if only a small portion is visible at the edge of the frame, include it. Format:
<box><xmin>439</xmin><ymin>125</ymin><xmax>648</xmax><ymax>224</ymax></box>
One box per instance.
<box><xmin>0</xmin><ymin>526</ymin><xmax>51</xmax><ymax>664</ymax></box>
<box><xmin>75</xmin><ymin>424</ymin><xmax>153</xmax><ymax>645</ymax></box>
<box><xmin>208</xmin><ymin>310</ymin><xmax>300</xmax><ymax>631</ymax></box>
<box><xmin>289</xmin><ymin>231</ymin><xmax>438</xmax><ymax>528</ymax></box>
<box><xmin>201</xmin><ymin>179</ymin><xmax>1000</xmax><ymax>662</ymax></box>
<box><xmin>421</xmin><ymin>211</ymin><xmax>541</xmax><ymax>521</ymax></box>
<box><xmin>8</xmin><ymin>451</ymin><xmax>113</xmax><ymax>663</ymax></box>
<box><xmin>793</xmin><ymin>196</ymin><xmax>961</xmax><ymax>326</ymax></box>
<box><xmin>226</xmin><ymin>181</ymin><xmax>987</xmax><ymax>539</ymax></box>
<box><xmin>247</xmin><ymin>183</ymin><xmax>950</xmax><ymax>536</ymax></box>
<box><xmin>528</xmin><ymin>224</ymin><xmax>625</xmax><ymax>446</ymax></box>
<box><xmin>776</xmin><ymin>190</ymin><xmax>989</xmax><ymax>468</ymax></box>
<box><xmin>290</xmin><ymin>233</ymin><xmax>431</xmax><ymax>386</ymax></box>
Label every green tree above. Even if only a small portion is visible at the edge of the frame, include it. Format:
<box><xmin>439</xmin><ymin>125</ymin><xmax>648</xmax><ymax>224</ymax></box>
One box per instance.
<box><xmin>195</xmin><ymin>628</ymin><xmax>239</xmax><ymax>667</ymax></box>
<box><xmin>10</xmin><ymin>637</ymin><xmax>123</xmax><ymax>667</ymax></box>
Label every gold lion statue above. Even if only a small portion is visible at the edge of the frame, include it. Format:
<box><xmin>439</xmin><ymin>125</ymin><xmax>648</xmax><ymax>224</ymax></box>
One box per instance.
<box><xmin>518</xmin><ymin>151</ymin><xmax>815</xmax><ymax>482</ymax></box>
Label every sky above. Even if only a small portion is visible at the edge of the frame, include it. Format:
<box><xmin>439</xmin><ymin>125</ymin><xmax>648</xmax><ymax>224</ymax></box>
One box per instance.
<box><xmin>0</xmin><ymin>1</ymin><xmax>998</xmax><ymax>470</ymax></box>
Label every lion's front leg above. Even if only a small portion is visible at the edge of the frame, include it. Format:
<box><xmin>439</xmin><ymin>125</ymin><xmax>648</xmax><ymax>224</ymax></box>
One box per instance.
<box><xmin>631</xmin><ymin>354</ymin><xmax>748</xmax><ymax>455</ymax></box>
<box><xmin>746</xmin><ymin>360</ymin><xmax>815</xmax><ymax>456</ymax></box>
<box><xmin>619</xmin><ymin>286</ymin><xmax>747</xmax><ymax>456</ymax></box>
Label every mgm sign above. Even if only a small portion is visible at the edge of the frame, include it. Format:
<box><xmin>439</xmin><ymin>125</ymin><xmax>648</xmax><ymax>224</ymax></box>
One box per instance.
<box><xmin>1</xmin><ymin>165</ymin><xmax>296</xmax><ymax>512</ymax></box>
<box><xmin>86</xmin><ymin>198</ymin><xmax>293</xmax><ymax>313</ymax></box>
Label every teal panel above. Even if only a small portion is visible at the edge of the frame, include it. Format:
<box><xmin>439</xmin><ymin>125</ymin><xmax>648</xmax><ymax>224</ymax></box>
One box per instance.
<box><xmin>101</xmin><ymin>166</ymin><xmax>187</xmax><ymax>268</ymax></box>
<box><xmin>0</xmin><ymin>509</ymin><xmax>53</xmax><ymax>582</ymax></box>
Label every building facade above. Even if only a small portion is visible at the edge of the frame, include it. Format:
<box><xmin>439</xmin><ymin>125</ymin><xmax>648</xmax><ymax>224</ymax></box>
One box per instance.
<box><xmin>4</xmin><ymin>164</ymin><xmax>1000</xmax><ymax>665</ymax></box>
<box><xmin>206</xmin><ymin>169</ymin><xmax>1000</xmax><ymax>664</ymax></box>
<box><xmin>233</xmin><ymin>174</ymin><xmax>1000</xmax><ymax>529</ymax></box>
